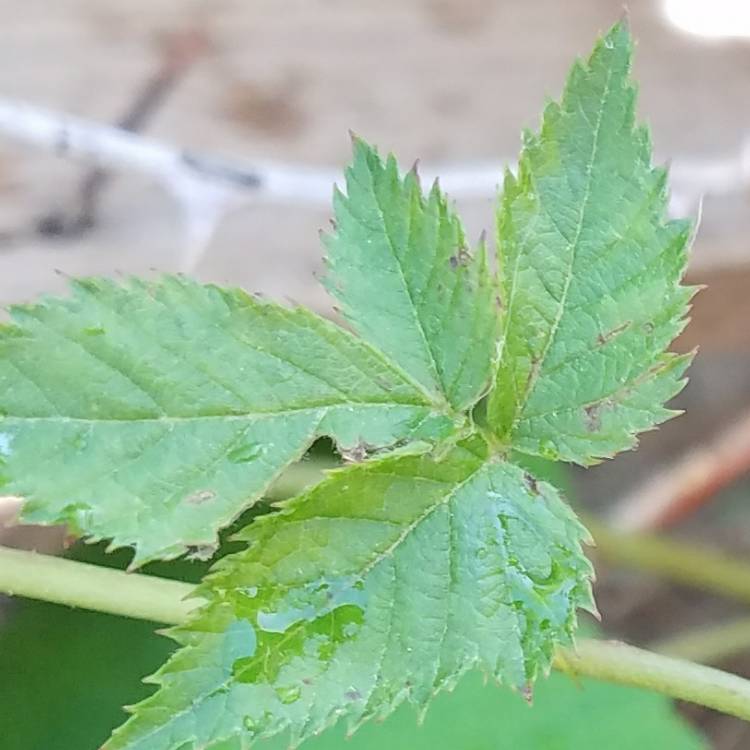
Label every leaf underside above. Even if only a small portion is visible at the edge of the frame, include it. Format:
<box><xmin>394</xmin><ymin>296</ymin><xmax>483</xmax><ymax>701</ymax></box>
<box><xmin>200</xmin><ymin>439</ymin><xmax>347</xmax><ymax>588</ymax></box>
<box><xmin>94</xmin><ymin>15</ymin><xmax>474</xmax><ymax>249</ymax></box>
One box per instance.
<box><xmin>1</xmin><ymin>20</ymin><xmax>694</xmax><ymax>750</ymax></box>
<box><xmin>105</xmin><ymin>439</ymin><xmax>593</xmax><ymax>750</ymax></box>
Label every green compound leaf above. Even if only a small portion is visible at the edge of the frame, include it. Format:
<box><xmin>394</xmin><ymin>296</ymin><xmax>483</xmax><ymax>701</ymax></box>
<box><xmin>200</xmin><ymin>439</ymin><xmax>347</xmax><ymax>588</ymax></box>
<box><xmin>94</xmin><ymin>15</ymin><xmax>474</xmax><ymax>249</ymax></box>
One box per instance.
<box><xmin>324</xmin><ymin>138</ymin><xmax>499</xmax><ymax>411</ymax></box>
<box><xmin>105</xmin><ymin>437</ymin><xmax>593</xmax><ymax>750</ymax></box>
<box><xmin>488</xmin><ymin>22</ymin><xmax>694</xmax><ymax>464</ymax></box>
<box><xmin>2</xmin><ymin>19</ymin><xmax>697</xmax><ymax>750</ymax></box>
<box><xmin>0</xmin><ymin>276</ymin><xmax>457</xmax><ymax>564</ymax></box>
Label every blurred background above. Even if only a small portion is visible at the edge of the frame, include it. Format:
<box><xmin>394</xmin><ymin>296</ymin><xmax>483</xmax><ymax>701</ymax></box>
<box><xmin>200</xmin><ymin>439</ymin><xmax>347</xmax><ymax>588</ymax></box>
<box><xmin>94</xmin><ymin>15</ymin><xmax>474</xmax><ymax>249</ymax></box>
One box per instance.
<box><xmin>1</xmin><ymin>0</ymin><xmax>750</xmax><ymax>748</ymax></box>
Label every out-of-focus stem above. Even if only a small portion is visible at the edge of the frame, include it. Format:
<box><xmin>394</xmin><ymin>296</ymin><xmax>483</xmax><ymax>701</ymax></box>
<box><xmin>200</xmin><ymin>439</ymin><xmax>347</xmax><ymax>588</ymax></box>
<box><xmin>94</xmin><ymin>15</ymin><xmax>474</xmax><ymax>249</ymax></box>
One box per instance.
<box><xmin>585</xmin><ymin>517</ymin><xmax>750</xmax><ymax>605</ymax></box>
<box><xmin>654</xmin><ymin>617</ymin><xmax>750</xmax><ymax>665</ymax></box>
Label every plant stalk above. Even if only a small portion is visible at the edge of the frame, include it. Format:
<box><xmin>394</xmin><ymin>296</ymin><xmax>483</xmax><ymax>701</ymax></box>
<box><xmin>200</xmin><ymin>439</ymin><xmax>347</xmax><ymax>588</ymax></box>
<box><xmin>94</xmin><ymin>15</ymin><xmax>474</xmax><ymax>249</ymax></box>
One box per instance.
<box><xmin>2</xmin><ymin>544</ymin><xmax>750</xmax><ymax>722</ymax></box>
<box><xmin>554</xmin><ymin>639</ymin><xmax>750</xmax><ymax>722</ymax></box>
<box><xmin>0</xmin><ymin>545</ymin><xmax>201</xmax><ymax>624</ymax></box>
<box><xmin>652</xmin><ymin>616</ymin><xmax>750</xmax><ymax>665</ymax></box>
<box><xmin>584</xmin><ymin>516</ymin><xmax>750</xmax><ymax>605</ymax></box>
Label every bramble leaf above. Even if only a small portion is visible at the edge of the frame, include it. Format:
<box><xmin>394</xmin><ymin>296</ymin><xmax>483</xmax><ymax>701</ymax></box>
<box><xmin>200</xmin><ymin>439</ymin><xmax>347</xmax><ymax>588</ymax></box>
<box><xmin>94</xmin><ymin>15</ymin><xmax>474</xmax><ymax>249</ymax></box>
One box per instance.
<box><xmin>2</xmin><ymin>19</ymin><xmax>697</xmax><ymax>750</ymax></box>
<box><xmin>105</xmin><ymin>437</ymin><xmax>593</xmax><ymax>750</ymax></box>
<box><xmin>324</xmin><ymin>138</ymin><xmax>499</xmax><ymax>410</ymax></box>
<box><xmin>488</xmin><ymin>23</ymin><xmax>693</xmax><ymax>464</ymax></box>
<box><xmin>0</xmin><ymin>276</ymin><xmax>457</xmax><ymax>563</ymax></box>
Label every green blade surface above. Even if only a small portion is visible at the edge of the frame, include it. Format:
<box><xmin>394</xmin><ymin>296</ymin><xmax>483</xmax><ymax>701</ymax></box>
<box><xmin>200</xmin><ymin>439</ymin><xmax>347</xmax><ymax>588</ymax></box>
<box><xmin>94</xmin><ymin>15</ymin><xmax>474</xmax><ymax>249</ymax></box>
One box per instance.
<box><xmin>324</xmin><ymin>139</ymin><xmax>499</xmax><ymax>411</ymax></box>
<box><xmin>105</xmin><ymin>438</ymin><xmax>593</xmax><ymax>749</ymax></box>
<box><xmin>488</xmin><ymin>23</ymin><xmax>693</xmax><ymax>464</ymax></box>
<box><xmin>0</xmin><ymin>276</ymin><xmax>456</xmax><ymax>563</ymax></box>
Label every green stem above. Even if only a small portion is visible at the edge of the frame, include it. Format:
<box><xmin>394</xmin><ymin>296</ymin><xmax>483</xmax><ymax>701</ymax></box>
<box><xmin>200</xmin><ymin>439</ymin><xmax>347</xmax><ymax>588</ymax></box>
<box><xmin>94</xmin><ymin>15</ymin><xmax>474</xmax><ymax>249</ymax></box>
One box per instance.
<box><xmin>2</xmin><ymin>544</ymin><xmax>750</xmax><ymax>722</ymax></box>
<box><xmin>585</xmin><ymin>517</ymin><xmax>750</xmax><ymax>605</ymax></box>
<box><xmin>554</xmin><ymin>639</ymin><xmax>750</xmax><ymax>722</ymax></box>
<box><xmin>653</xmin><ymin>617</ymin><xmax>750</xmax><ymax>665</ymax></box>
<box><xmin>0</xmin><ymin>545</ymin><xmax>201</xmax><ymax>624</ymax></box>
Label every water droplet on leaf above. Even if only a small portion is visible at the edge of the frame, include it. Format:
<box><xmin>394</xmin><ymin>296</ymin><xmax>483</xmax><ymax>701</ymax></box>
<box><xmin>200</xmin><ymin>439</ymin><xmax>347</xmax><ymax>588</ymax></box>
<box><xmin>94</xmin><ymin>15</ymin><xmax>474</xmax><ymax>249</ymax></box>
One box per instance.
<box><xmin>82</xmin><ymin>325</ymin><xmax>105</xmax><ymax>336</ymax></box>
<box><xmin>71</xmin><ymin>431</ymin><xmax>89</xmax><ymax>451</ymax></box>
<box><xmin>184</xmin><ymin>489</ymin><xmax>215</xmax><ymax>505</ymax></box>
<box><xmin>243</xmin><ymin>715</ymin><xmax>256</xmax><ymax>732</ymax></box>
<box><xmin>276</xmin><ymin>685</ymin><xmax>301</xmax><ymax>704</ymax></box>
<box><xmin>0</xmin><ymin>432</ymin><xmax>13</xmax><ymax>457</ymax></box>
<box><xmin>538</xmin><ymin>440</ymin><xmax>559</xmax><ymax>461</ymax></box>
<box><xmin>257</xmin><ymin>576</ymin><xmax>367</xmax><ymax>634</ymax></box>
<box><xmin>227</xmin><ymin>442</ymin><xmax>263</xmax><ymax>463</ymax></box>
<box><xmin>341</xmin><ymin>620</ymin><xmax>360</xmax><ymax>638</ymax></box>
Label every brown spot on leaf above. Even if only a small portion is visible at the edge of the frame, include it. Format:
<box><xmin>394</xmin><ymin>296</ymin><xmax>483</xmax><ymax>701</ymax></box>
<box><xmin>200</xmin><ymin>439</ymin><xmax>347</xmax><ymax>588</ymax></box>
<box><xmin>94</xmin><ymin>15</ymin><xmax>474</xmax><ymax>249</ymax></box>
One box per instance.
<box><xmin>523</xmin><ymin>472</ymin><xmax>539</xmax><ymax>495</ymax></box>
<box><xmin>521</xmin><ymin>683</ymin><xmax>534</xmax><ymax>705</ymax></box>
<box><xmin>372</xmin><ymin>375</ymin><xmax>394</xmax><ymax>391</ymax></box>
<box><xmin>596</xmin><ymin>321</ymin><xmax>631</xmax><ymax>346</ymax></box>
<box><xmin>339</xmin><ymin>440</ymin><xmax>373</xmax><ymax>463</ymax></box>
<box><xmin>584</xmin><ymin>404</ymin><xmax>602</xmax><ymax>432</ymax></box>
<box><xmin>344</xmin><ymin>689</ymin><xmax>362</xmax><ymax>701</ymax></box>
<box><xmin>448</xmin><ymin>246</ymin><xmax>471</xmax><ymax>269</ymax></box>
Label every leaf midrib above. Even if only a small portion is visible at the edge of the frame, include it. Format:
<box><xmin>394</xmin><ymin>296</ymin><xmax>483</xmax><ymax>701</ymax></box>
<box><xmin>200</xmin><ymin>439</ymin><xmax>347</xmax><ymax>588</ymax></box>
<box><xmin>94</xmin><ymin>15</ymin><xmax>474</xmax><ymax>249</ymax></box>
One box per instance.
<box><xmin>513</xmin><ymin>66</ymin><xmax>613</xmax><ymax>433</ymax></box>
<box><xmin>496</xmin><ymin>64</ymin><xmax>614</xmax><ymax>440</ymax></box>
<box><xmin>352</xmin><ymin>167</ymin><xmax>444</xmax><ymax>397</ymax></box>
<box><xmin>0</xmin><ymin>401</ymin><xmax>438</xmax><ymax>425</ymax></box>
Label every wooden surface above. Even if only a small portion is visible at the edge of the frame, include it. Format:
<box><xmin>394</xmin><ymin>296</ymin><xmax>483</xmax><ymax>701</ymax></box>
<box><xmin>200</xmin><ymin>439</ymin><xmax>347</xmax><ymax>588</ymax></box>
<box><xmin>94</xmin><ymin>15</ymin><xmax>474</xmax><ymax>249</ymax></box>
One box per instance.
<box><xmin>0</xmin><ymin>0</ymin><xmax>747</xmax><ymax>310</ymax></box>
